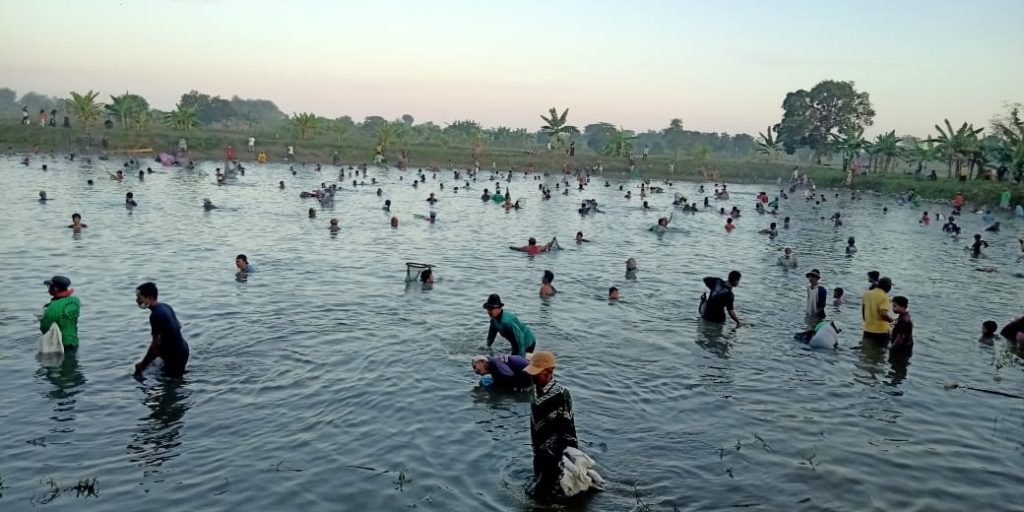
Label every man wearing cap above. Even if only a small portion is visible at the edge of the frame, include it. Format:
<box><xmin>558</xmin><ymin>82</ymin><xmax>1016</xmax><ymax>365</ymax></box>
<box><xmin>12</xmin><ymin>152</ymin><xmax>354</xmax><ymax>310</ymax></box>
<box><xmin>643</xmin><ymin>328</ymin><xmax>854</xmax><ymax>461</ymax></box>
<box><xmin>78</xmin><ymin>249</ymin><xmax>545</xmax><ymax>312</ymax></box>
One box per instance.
<box><xmin>805</xmin><ymin>269</ymin><xmax>827</xmax><ymax>320</ymax></box>
<box><xmin>40</xmin><ymin>276</ymin><xmax>80</xmax><ymax>349</ymax></box>
<box><xmin>862</xmin><ymin>277</ymin><xmax>893</xmax><ymax>344</ymax></box>
<box><xmin>472</xmin><ymin>354</ymin><xmax>531</xmax><ymax>390</ymax></box>
<box><xmin>524</xmin><ymin>351</ymin><xmax>578</xmax><ymax>500</ymax></box>
<box><xmin>483</xmin><ymin>294</ymin><xmax>536</xmax><ymax>357</ymax></box>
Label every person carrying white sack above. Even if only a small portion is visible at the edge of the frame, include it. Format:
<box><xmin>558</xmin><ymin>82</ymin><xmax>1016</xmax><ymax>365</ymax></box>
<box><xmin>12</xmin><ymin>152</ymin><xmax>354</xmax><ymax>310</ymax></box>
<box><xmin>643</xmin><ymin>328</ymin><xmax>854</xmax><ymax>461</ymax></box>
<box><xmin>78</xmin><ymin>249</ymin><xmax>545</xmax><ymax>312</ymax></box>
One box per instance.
<box><xmin>524</xmin><ymin>352</ymin><xmax>605</xmax><ymax>501</ymax></box>
<box><xmin>38</xmin><ymin>275</ymin><xmax>80</xmax><ymax>352</ymax></box>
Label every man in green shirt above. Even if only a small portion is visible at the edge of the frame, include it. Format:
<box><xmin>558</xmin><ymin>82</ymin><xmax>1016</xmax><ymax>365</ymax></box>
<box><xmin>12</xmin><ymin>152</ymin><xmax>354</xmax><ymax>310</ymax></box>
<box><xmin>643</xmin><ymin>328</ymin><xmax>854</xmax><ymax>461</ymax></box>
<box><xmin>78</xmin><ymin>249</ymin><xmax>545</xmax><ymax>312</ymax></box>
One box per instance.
<box><xmin>40</xmin><ymin>275</ymin><xmax>81</xmax><ymax>349</ymax></box>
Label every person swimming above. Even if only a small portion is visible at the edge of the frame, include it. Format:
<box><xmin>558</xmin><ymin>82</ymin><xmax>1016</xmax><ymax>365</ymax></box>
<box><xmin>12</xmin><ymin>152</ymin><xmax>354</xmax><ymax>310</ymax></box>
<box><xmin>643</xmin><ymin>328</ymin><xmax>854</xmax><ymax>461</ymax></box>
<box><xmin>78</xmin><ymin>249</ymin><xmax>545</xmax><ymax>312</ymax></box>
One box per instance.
<box><xmin>575</xmin><ymin>231</ymin><xmax>589</xmax><ymax>244</ymax></box>
<box><xmin>125</xmin><ymin>192</ymin><xmax>138</xmax><ymax>207</ymax></box>
<box><xmin>38</xmin><ymin>190</ymin><xmax>50</xmax><ymax>202</ymax></box>
<box><xmin>68</xmin><ymin>213</ymin><xmax>87</xmax><ymax>230</ymax></box>
<box><xmin>329</xmin><ymin>218</ymin><xmax>340</xmax><ymax>233</ymax></box>
<box><xmin>511</xmin><ymin>237</ymin><xmax>559</xmax><ymax>255</ymax></box>
<box><xmin>649</xmin><ymin>215</ymin><xmax>673</xmax><ymax>234</ymax></box>
<box><xmin>203</xmin><ymin>198</ymin><xmax>217</xmax><ymax>210</ymax></box>
<box><xmin>777</xmin><ymin>247</ymin><xmax>798</xmax><ymax>268</ymax></box>
<box><xmin>758</xmin><ymin>222</ymin><xmax>778</xmax><ymax>237</ymax></box>
<box><xmin>970</xmin><ymin>233</ymin><xmax>988</xmax><ymax>256</ymax></box>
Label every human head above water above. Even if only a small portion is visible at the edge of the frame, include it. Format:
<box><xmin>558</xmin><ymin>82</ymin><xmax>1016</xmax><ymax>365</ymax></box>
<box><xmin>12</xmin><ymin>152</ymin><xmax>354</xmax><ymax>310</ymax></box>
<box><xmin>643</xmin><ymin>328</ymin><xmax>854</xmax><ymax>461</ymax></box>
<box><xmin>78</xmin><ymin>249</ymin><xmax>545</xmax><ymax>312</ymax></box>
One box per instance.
<box><xmin>542</xmin><ymin>270</ymin><xmax>554</xmax><ymax>284</ymax></box>
<box><xmin>608</xmin><ymin>287</ymin><xmax>619</xmax><ymax>300</ymax></box>
<box><xmin>728</xmin><ymin>270</ymin><xmax>742</xmax><ymax>286</ymax></box>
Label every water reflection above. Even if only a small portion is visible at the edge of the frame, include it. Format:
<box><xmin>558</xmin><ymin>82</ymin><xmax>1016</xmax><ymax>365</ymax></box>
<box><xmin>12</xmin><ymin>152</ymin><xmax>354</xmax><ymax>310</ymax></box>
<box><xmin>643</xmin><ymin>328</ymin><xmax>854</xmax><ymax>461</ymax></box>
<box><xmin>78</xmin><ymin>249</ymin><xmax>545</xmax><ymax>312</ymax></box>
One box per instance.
<box><xmin>127</xmin><ymin>379</ymin><xmax>192</xmax><ymax>470</ymax></box>
<box><xmin>887</xmin><ymin>346</ymin><xmax>914</xmax><ymax>385</ymax></box>
<box><xmin>694</xmin><ymin>321</ymin><xmax>733</xmax><ymax>358</ymax></box>
<box><xmin>36</xmin><ymin>351</ymin><xmax>87</xmax><ymax>428</ymax></box>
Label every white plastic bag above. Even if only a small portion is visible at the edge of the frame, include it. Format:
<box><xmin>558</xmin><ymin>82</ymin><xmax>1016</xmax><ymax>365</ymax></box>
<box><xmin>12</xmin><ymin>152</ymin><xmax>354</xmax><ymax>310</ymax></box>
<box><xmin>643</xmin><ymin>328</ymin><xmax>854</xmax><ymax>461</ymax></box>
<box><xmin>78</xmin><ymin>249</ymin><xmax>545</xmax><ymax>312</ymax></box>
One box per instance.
<box><xmin>40</xmin><ymin>324</ymin><xmax>64</xmax><ymax>355</ymax></box>
<box><xmin>559</xmin><ymin>447</ymin><xmax>605</xmax><ymax>497</ymax></box>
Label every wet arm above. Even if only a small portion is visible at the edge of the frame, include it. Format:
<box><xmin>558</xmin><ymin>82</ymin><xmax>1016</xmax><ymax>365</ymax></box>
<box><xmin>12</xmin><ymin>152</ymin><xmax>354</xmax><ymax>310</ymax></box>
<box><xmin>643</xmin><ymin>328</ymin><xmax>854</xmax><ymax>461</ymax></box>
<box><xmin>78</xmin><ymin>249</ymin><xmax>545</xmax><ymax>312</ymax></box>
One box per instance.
<box><xmin>136</xmin><ymin>334</ymin><xmax>161</xmax><ymax>373</ymax></box>
<box><xmin>39</xmin><ymin>303</ymin><xmax>57</xmax><ymax>333</ymax></box>
<box><xmin>486</xmin><ymin>322</ymin><xmax>498</xmax><ymax>346</ymax></box>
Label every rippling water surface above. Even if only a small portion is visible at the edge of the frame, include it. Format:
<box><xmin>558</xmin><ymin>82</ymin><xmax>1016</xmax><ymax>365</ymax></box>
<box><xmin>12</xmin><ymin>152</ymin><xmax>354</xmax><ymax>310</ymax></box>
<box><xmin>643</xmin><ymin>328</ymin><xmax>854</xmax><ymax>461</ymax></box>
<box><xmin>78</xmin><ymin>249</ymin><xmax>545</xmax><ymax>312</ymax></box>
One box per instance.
<box><xmin>0</xmin><ymin>155</ymin><xmax>1022</xmax><ymax>511</ymax></box>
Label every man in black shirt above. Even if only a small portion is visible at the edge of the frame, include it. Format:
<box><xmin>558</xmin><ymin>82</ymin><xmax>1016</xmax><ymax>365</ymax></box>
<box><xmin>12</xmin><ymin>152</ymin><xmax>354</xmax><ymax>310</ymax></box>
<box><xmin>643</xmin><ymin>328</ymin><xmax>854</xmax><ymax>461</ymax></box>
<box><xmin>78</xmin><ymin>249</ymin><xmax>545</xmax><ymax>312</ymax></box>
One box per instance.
<box><xmin>524</xmin><ymin>351</ymin><xmax>578</xmax><ymax>501</ymax></box>
<box><xmin>701</xmin><ymin>271</ymin><xmax>744</xmax><ymax>326</ymax></box>
<box><xmin>133</xmin><ymin>282</ymin><xmax>190</xmax><ymax>378</ymax></box>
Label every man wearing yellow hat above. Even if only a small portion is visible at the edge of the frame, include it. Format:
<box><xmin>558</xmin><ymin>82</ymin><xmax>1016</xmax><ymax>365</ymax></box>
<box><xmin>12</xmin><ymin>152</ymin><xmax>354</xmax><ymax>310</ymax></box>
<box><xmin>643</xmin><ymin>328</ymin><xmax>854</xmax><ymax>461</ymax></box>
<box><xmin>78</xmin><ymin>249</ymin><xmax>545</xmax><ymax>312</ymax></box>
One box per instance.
<box><xmin>524</xmin><ymin>351</ymin><xmax>578</xmax><ymax>500</ymax></box>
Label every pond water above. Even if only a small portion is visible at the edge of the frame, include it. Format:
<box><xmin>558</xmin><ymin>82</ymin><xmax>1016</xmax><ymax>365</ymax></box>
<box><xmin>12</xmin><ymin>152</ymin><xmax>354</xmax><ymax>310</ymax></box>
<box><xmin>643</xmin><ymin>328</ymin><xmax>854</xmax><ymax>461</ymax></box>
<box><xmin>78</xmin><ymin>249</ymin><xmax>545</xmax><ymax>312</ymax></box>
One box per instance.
<box><xmin>0</xmin><ymin>155</ymin><xmax>1022</xmax><ymax>511</ymax></box>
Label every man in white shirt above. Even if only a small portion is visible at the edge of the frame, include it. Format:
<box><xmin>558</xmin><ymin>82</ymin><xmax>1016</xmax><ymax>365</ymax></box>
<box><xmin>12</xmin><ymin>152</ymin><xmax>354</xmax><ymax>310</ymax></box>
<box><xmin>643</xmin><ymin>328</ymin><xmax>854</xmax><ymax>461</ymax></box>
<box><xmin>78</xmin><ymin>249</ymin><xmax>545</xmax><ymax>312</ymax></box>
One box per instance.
<box><xmin>247</xmin><ymin>136</ymin><xmax>255</xmax><ymax>153</ymax></box>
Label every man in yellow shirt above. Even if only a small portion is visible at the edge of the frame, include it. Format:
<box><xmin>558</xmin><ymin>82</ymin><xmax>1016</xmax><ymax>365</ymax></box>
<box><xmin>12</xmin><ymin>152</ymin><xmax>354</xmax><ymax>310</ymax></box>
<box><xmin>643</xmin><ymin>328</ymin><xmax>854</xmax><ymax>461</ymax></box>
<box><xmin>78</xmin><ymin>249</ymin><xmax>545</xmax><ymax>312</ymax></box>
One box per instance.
<box><xmin>862</xmin><ymin>277</ymin><xmax>893</xmax><ymax>343</ymax></box>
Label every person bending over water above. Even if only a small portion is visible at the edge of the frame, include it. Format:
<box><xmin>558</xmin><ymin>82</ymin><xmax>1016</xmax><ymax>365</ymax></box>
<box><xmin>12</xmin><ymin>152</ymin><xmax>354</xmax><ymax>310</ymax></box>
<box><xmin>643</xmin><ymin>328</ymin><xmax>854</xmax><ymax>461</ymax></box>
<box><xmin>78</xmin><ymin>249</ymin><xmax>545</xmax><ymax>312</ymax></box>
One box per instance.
<box><xmin>133</xmin><ymin>282</ymin><xmax>190</xmax><ymax>378</ymax></box>
<box><xmin>540</xmin><ymin>270</ymin><xmax>557</xmax><ymax>297</ymax></box>
<box><xmin>472</xmin><ymin>354</ymin><xmax>531</xmax><ymax>390</ymax></box>
<box><xmin>483</xmin><ymin>294</ymin><xmax>537</xmax><ymax>357</ymax></box>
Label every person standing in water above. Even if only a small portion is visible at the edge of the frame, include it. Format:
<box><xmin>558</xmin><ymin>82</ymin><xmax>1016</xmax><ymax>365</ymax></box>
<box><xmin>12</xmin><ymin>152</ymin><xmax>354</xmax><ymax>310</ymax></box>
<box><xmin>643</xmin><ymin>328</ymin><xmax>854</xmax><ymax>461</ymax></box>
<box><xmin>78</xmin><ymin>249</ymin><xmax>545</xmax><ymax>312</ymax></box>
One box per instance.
<box><xmin>701</xmin><ymin>271</ymin><xmax>743</xmax><ymax>326</ymax></box>
<box><xmin>483</xmin><ymin>294</ymin><xmax>537</xmax><ymax>357</ymax></box>
<box><xmin>862</xmin><ymin>277</ymin><xmax>893</xmax><ymax>344</ymax></box>
<box><xmin>524</xmin><ymin>351</ymin><xmax>578</xmax><ymax>500</ymax></box>
<box><xmin>40</xmin><ymin>275</ymin><xmax>80</xmax><ymax>351</ymax></box>
<box><xmin>133</xmin><ymin>282</ymin><xmax>190</xmax><ymax>378</ymax></box>
<box><xmin>540</xmin><ymin>270</ymin><xmax>557</xmax><ymax>297</ymax></box>
<box><xmin>805</xmin><ymin>269</ymin><xmax>827</xmax><ymax>320</ymax></box>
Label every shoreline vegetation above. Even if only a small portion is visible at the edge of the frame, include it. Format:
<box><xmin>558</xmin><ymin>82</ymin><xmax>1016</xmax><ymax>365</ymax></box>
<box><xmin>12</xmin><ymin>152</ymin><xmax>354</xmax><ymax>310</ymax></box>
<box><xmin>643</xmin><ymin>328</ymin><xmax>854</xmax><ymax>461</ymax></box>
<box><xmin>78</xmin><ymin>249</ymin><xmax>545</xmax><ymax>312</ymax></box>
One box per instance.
<box><xmin>0</xmin><ymin>80</ymin><xmax>1021</xmax><ymax>207</ymax></box>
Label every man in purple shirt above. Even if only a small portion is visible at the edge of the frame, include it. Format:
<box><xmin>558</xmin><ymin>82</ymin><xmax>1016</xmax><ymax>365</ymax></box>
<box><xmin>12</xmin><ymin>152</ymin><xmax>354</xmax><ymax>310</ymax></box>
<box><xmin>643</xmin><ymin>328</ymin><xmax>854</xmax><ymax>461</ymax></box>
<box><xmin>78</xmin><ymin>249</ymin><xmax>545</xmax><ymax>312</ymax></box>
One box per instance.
<box><xmin>472</xmin><ymin>355</ymin><xmax>532</xmax><ymax>390</ymax></box>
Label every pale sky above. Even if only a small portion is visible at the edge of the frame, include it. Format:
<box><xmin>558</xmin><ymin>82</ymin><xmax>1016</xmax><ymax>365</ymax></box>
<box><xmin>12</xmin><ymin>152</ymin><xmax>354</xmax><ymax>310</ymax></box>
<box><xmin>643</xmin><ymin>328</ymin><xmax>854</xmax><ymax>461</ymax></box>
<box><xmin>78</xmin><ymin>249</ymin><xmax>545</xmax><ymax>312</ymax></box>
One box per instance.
<box><xmin>1</xmin><ymin>0</ymin><xmax>1021</xmax><ymax>136</ymax></box>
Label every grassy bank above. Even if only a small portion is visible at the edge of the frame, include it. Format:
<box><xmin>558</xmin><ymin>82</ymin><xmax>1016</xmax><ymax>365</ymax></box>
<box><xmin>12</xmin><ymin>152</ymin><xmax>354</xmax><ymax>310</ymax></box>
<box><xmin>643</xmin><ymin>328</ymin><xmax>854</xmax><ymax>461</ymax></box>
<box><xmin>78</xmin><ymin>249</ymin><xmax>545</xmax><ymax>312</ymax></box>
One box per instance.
<box><xmin>2</xmin><ymin>122</ymin><xmax>1021</xmax><ymax>206</ymax></box>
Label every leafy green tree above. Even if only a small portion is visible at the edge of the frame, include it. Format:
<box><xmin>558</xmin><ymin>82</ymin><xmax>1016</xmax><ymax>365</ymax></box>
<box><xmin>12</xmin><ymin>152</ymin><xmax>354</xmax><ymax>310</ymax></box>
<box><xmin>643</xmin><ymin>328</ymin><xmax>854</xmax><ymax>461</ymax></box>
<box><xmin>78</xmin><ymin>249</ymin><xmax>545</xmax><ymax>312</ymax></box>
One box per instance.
<box><xmin>989</xmin><ymin>103</ymin><xmax>1024</xmax><ymax>175</ymax></box>
<box><xmin>777</xmin><ymin>80</ymin><xmax>875</xmax><ymax>162</ymax></box>
<box><xmin>583</xmin><ymin>122</ymin><xmax>617</xmax><ymax>152</ymax></box>
<box><xmin>600</xmin><ymin>126</ymin><xmax>636</xmax><ymax>158</ymax></box>
<box><xmin>662</xmin><ymin>118</ymin><xmax>686</xmax><ymax>161</ymax></box>
<box><xmin>540</xmin><ymin>107</ymin><xmax>579</xmax><ymax>150</ymax></box>
<box><xmin>290</xmin><ymin>112</ymin><xmax>318</xmax><ymax>140</ymax></box>
<box><xmin>377</xmin><ymin>121</ymin><xmax>401</xmax><ymax>152</ymax></box>
<box><xmin>164</xmin><ymin>104</ymin><xmax>201</xmax><ymax>133</ymax></box>
<box><xmin>443</xmin><ymin>120</ymin><xmax>483</xmax><ymax>142</ymax></box>
<box><xmin>229</xmin><ymin>96</ymin><xmax>286</xmax><ymax>123</ymax></box>
<box><xmin>401</xmin><ymin>114</ymin><xmax>414</xmax><ymax>125</ymax></box>
<box><xmin>65</xmin><ymin>90</ymin><xmax>104</xmax><ymax>135</ymax></box>
<box><xmin>178</xmin><ymin>90</ymin><xmax>236</xmax><ymax>124</ymax></box>
<box><xmin>904</xmin><ymin>138</ymin><xmax>940</xmax><ymax>172</ymax></box>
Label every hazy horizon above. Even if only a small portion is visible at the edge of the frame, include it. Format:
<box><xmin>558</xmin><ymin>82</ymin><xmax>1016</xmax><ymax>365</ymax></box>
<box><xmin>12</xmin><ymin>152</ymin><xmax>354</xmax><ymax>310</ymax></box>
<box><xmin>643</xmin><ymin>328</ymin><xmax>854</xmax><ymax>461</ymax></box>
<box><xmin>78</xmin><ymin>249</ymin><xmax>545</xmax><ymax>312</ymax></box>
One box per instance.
<box><xmin>1</xmin><ymin>0</ymin><xmax>1021</xmax><ymax>137</ymax></box>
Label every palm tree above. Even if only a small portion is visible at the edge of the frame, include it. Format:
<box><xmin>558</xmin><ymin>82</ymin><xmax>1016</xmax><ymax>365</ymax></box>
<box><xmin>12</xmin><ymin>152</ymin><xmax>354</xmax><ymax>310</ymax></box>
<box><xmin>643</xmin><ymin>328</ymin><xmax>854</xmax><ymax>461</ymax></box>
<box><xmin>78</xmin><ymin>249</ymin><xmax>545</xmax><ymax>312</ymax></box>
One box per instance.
<box><xmin>164</xmin><ymin>104</ymin><xmax>200</xmax><ymax>133</ymax></box>
<box><xmin>929</xmin><ymin>119</ymin><xmax>983</xmax><ymax>178</ymax></box>
<box><xmin>600</xmin><ymin>126</ymin><xmax>636</xmax><ymax>158</ymax></box>
<box><xmin>540</xmin><ymin>107</ymin><xmax>579</xmax><ymax>150</ymax></box>
<box><xmin>755</xmin><ymin>125</ymin><xmax>781</xmax><ymax>161</ymax></box>
<box><xmin>65</xmin><ymin>90</ymin><xmax>104</xmax><ymax>136</ymax></box>
<box><xmin>869</xmin><ymin>130</ymin><xmax>901</xmax><ymax>173</ymax></box>
<box><xmin>289</xmin><ymin>112</ymin><xmax>318</xmax><ymax>140</ymax></box>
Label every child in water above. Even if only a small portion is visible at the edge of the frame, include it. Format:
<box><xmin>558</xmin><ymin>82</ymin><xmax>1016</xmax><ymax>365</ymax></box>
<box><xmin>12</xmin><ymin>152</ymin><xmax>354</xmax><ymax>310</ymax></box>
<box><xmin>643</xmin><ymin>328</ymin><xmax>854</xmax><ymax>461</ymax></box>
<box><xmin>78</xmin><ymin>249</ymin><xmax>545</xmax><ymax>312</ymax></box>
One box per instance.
<box><xmin>920</xmin><ymin>211</ymin><xmax>930</xmax><ymax>225</ymax></box>
<box><xmin>970</xmin><ymin>234</ymin><xmax>989</xmax><ymax>256</ymax></box>
<box><xmin>845</xmin><ymin>237</ymin><xmax>857</xmax><ymax>255</ymax></box>
<box><xmin>979</xmin><ymin>320</ymin><xmax>998</xmax><ymax>344</ymax></box>
<box><xmin>608</xmin><ymin>287</ymin><xmax>619</xmax><ymax>301</ymax></box>
<box><xmin>832</xmin><ymin>287</ymin><xmax>847</xmax><ymax>305</ymax></box>
<box><xmin>725</xmin><ymin>217</ymin><xmax>735</xmax><ymax>232</ymax></box>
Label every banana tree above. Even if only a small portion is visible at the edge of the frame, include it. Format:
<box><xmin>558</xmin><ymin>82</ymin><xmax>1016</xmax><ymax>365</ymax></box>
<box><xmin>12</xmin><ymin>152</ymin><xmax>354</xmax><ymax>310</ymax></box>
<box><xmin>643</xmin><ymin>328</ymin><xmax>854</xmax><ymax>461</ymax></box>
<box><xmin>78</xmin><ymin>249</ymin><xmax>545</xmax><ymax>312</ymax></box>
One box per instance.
<box><xmin>870</xmin><ymin>130</ymin><xmax>901</xmax><ymax>173</ymax></box>
<box><xmin>828</xmin><ymin>125</ymin><xmax>871</xmax><ymax>172</ymax></box>
<box><xmin>164</xmin><ymin>104</ymin><xmax>200</xmax><ymax>133</ymax></box>
<box><xmin>106</xmin><ymin>93</ymin><xmax>145</xmax><ymax>130</ymax></box>
<box><xmin>290</xmin><ymin>112</ymin><xmax>318</xmax><ymax>140</ymax></box>
<box><xmin>540</xmin><ymin>107</ymin><xmax>579</xmax><ymax>150</ymax></box>
<box><xmin>65</xmin><ymin>90</ymin><xmax>104</xmax><ymax>138</ymax></box>
<box><xmin>929</xmin><ymin>119</ymin><xmax>982</xmax><ymax>178</ymax></box>
<box><xmin>377</xmin><ymin>121</ymin><xmax>400</xmax><ymax>152</ymax></box>
<box><xmin>904</xmin><ymin>139</ymin><xmax>939</xmax><ymax>173</ymax></box>
<box><xmin>599</xmin><ymin>126</ymin><xmax>636</xmax><ymax>159</ymax></box>
<box><xmin>990</xmin><ymin>105</ymin><xmax>1024</xmax><ymax>176</ymax></box>
<box><xmin>755</xmin><ymin>125</ymin><xmax>781</xmax><ymax>161</ymax></box>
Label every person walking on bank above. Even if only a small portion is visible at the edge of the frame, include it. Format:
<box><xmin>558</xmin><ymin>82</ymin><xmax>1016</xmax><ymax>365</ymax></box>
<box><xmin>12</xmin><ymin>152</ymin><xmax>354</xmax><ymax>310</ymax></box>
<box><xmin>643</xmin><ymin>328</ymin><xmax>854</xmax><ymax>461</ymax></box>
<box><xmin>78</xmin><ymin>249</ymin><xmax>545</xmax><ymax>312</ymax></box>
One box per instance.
<box><xmin>40</xmin><ymin>275</ymin><xmax>80</xmax><ymax>350</ymax></box>
<box><xmin>133</xmin><ymin>282</ymin><xmax>190</xmax><ymax>378</ymax></box>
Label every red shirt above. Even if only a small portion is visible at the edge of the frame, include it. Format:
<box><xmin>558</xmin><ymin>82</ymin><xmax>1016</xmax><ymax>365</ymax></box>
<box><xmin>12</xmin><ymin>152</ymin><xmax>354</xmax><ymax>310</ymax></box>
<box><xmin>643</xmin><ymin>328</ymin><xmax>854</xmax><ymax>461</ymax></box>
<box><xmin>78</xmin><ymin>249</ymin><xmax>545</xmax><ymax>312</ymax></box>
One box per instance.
<box><xmin>226</xmin><ymin>147</ymin><xmax>236</xmax><ymax>159</ymax></box>
<box><xmin>527</xmin><ymin>245</ymin><xmax>541</xmax><ymax>255</ymax></box>
<box><xmin>954</xmin><ymin>195</ymin><xmax>964</xmax><ymax>207</ymax></box>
